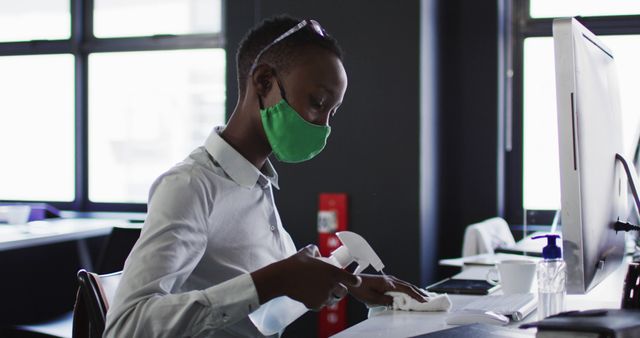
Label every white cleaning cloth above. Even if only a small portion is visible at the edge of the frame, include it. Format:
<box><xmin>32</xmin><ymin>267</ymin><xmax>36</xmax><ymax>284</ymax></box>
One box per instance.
<box><xmin>385</xmin><ymin>290</ymin><xmax>452</xmax><ymax>312</ymax></box>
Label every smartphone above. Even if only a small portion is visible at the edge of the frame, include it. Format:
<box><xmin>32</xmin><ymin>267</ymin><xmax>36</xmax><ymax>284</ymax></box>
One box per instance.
<box><xmin>426</xmin><ymin>278</ymin><xmax>501</xmax><ymax>295</ymax></box>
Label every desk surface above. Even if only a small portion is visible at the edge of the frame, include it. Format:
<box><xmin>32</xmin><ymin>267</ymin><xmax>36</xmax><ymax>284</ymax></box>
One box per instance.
<box><xmin>439</xmin><ymin>253</ymin><xmax>540</xmax><ymax>267</ymax></box>
<box><xmin>0</xmin><ymin>218</ymin><xmax>132</xmax><ymax>251</ymax></box>
<box><xmin>332</xmin><ymin>254</ymin><xmax>628</xmax><ymax>338</ymax></box>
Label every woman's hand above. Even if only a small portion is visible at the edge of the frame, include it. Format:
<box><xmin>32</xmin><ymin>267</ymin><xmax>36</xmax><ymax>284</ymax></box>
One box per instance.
<box><xmin>251</xmin><ymin>245</ymin><xmax>361</xmax><ymax>310</ymax></box>
<box><xmin>347</xmin><ymin>274</ymin><xmax>428</xmax><ymax>307</ymax></box>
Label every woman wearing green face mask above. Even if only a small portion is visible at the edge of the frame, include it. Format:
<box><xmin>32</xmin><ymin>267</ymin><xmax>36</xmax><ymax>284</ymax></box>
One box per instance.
<box><xmin>105</xmin><ymin>16</ymin><xmax>426</xmax><ymax>338</ymax></box>
<box><xmin>224</xmin><ymin>19</ymin><xmax>342</xmax><ymax>165</ymax></box>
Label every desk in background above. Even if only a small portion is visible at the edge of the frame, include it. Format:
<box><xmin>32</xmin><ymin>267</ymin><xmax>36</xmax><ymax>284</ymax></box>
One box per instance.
<box><xmin>0</xmin><ymin>217</ymin><xmax>138</xmax><ymax>325</ymax></box>
<box><xmin>332</xmin><ymin>253</ymin><xmax>628</xmax><ymax>337</ymax></box>
<box><xmin>0</xmin><ymin>218</ymin><xmax>130</xmax><ymax>250</ymax></box>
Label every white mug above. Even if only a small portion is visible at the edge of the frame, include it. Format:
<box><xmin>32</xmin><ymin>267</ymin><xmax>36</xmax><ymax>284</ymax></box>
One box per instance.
<box><xmin>486</xmin><ymin>259</ymin><xmax>536</xmax><ymax>294</ymax></box>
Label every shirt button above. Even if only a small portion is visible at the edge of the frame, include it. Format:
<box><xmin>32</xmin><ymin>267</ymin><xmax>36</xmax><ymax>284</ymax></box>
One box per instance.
<box><xmin>270</xmin><ymin>225</ymin><xmax>275</xmax><ymax>231</ymax></box>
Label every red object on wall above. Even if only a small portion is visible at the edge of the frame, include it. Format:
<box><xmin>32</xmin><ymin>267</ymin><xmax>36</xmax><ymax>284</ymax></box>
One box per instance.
<box><xmin>318</xmin><ymin>193</ymin><xmax>348</xmax><ymax>338</ymax></box>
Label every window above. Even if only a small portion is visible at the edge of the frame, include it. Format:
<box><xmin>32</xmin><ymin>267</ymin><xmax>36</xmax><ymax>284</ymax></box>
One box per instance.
<box><xmin>530</xmin><ymin>0</ymin><xmax>640</xmax><ymax>18</ymax></box>
<box><xmin>0</xmin><ymin>54</ymin><xmax>75</xmax><ymax>201</ymax></box>
<box><xmin>89</xmin><ymin>49</ymin><xmax>225</xmax><ymax>203</ymax></box>
<box><xmin>93</xmin><ymin>0</ymin><xmax>222</xmax><ymax>38</ymax></box>
<box><xmin>507</xmin><ymin>0</ymin><xmax>640</xmax><ymax>223</ymax></box>
<box><xmin>0</xmin><ymin>0</ymin><xmax>70</xmax><ymax>42</ymax></box>
<box><xmin>0</xmin><ymin>0</ymin><xmax>225</xmax><ymax>211</ymax></box>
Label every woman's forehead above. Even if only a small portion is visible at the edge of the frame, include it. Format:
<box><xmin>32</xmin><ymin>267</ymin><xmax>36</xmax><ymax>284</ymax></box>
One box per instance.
<box><xmin>286</xmin><ymin>50</ymin><xmax>347</xmax><ymax>91</ymax></box>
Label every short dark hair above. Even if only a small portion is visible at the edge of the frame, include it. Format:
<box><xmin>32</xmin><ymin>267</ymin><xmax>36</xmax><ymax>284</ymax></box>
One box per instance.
<box><xmin>235</xmin><ymin>15</ymin><xmax>343</xmax><ymax>98</ymax></box>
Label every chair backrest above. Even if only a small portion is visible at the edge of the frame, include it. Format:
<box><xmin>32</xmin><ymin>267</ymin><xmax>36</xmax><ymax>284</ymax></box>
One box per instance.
<box><xmin>462</xmin><ymin>217</ymin><xmax>516</xmax><ymax>257</ymax></box>
<box><xmin>97</xmin><ymin>225</ymin><xmax>142</xmax><ymax>274</ymax></box>
<box><xmin>73</xmin><ymin>269</ymin><xmax>122</xmax><ymax>338</ymax></box>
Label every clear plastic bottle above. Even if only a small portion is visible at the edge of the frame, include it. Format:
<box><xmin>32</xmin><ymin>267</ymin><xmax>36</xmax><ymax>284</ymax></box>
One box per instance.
<box><xmin>533</xmin><ymin>234</ymin><xmax>566</xmax><ymax>320</ymax></box>
<box><xmin>249</xmin><ymin>232</ymin><xmax>384</xmax><ymax>336</ymax></box>
<box><xmin>249</xmin><ymin>255</ymin><xmax>346</xmax><ymax>336</ymax></box>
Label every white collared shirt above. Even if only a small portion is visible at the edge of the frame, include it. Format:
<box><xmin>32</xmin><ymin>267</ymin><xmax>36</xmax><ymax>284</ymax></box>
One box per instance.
<box><xmin>104</xmin><ymin>127</ymin><xmax>297</xmax><ymax>338</ymax></box>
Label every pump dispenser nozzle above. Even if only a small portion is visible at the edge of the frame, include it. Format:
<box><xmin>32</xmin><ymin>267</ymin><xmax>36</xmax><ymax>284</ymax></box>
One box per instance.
<box><xmin>329</xmin><ymin>231</ymin><xmax>385</xmax><ymax>274</ymax></box>
<box><xmin>532</xmin><ymin>234</ymin><xmax>562</xmax><ymax>259</ymax></box>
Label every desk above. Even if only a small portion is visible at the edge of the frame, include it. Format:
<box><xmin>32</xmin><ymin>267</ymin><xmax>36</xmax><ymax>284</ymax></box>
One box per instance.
<box><xmin>332</xmin><ymin>254</ymin><xmax>628</xmax><ymax>338</ymax></box>
<box><xmin>0</xmin><ymin>218</ymin><xmax>131</xmax><ymax>251</ymax></box>
<box><xmin>0</xmin><ymin>217</ymin><xmax>134</xmax><ymax>272</ymax></box>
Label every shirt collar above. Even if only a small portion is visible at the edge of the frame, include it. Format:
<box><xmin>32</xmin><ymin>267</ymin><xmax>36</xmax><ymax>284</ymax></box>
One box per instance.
<box><xmin>204</xmin><ymin>126</ymin><xmax>279</xmax><ymax>190</ymax></box>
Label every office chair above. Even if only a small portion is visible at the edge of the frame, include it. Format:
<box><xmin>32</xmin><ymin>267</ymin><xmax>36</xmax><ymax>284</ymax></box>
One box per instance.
<box><xmin>462</xmin><ymin>217</ymin><xmax>516</xmax><ymax>256</ymax></box>
<box><xmin>72</xmin><ymin>269</ymin><xmax>122</xmax><ymax>338</ymax></box>
<box><xmin>96</xmin><ymin>225</ymin><xmax>142</xmax><ymax>274</ymax></box>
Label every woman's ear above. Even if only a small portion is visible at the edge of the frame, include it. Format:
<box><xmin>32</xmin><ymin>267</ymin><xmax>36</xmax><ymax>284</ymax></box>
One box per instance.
<box><xmin>251</xmin><ymin>64</ymin><xmax>275</xmax><ymax>98</ymax></box>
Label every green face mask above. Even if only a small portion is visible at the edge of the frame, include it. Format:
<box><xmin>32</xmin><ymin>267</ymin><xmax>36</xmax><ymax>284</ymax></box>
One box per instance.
<box><xmin>260</xmin><ymin>98</ymin><xmax>331</xmax><ymax>163</ymax></box>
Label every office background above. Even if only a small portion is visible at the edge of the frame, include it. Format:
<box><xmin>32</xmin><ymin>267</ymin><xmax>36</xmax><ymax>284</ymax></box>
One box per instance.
<box><xmin>0</xmin><ymin>0</ymin><xmax>500</xmax><ymax>335</ymax></box>
<box><xmin>3</xmin><ymin>0</ymin><xmax>639</xmax><ymax>336</ymax></box>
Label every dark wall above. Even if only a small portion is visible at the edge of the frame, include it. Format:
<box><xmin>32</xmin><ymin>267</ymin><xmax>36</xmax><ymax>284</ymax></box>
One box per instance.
<box><xmin>436</xmin><ymin>0</ymin><xmax>499</xmax><ymax>277</ymax></box>
<box><xmin>226</xmin><ymin>0</ymin><xmax>424</xmax><ymax>335</ymax></box>
<box><xmin>262</xmin><ymin>1</ymin><xmax>422</xmax><ymax>281</ymax></box>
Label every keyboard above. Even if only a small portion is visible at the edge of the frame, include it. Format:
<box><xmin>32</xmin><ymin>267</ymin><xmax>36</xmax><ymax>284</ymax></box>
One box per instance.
<box><xmin>459</xmin><ymin>293</ymin><xmax>537</xmax><ymax>321</ymax></box>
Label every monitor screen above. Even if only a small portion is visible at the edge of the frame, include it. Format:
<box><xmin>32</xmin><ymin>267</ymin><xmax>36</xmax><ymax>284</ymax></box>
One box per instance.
<box><xmin>553</xmin><ymin>18</ymin><xmax>626</xmax><ymax>294</ymax></box>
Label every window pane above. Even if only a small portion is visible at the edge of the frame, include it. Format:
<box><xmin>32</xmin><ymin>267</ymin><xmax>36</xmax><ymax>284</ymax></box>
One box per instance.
<box><xmin>0</xmin><ymin>0</ymin><xmax>70</xmax><ymax>42</ymax></box>
<box><xmin>523</xmin><ymin>37</ymin><xmax>559</xmax><ymax>210</ymax></box>
<box><xmin>94</xmin><ymin>0</ymin><xmax>222</xmax><ymax>38</ymax></box>
<box><xmin>89</xmin><ymin>49</ymin><xmax>226</xmax><ymax>203</ymax></box>
<box><xmin>0</xmin><ymin>54</ymin><xmax>75</xmax><ymax>202</ymax></box>
<box><xmin>531</xmin><ymin>0</ymin><xmax>640</xmax><ymax>18</ymax></box>
<box><xmin>522</xmin><ymin>35</ymin><xmax>640</xmax><ymax>210</ymax></box>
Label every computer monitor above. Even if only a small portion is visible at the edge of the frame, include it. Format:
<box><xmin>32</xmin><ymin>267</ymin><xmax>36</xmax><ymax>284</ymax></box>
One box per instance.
<box><xmin>553</xmin><ymin>18</ymin><xmax>627</xmax><ymax>294</ymax></box>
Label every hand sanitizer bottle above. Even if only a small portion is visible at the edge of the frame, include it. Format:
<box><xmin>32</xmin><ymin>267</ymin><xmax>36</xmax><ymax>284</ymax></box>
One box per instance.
<box><xmin>533</xmin><ymin>234</ymin><xmax>566</xmax><ymax>319</ymax></box>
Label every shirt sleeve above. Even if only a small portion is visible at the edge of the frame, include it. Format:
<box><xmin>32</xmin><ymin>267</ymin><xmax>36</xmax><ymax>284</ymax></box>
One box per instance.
<box><xmin>103</xmin><ymin>171</ymin><xmax>261</xmax><ymax>338</ymax></box>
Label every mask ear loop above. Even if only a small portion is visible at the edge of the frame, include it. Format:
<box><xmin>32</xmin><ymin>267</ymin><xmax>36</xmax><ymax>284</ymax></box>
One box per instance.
<box><xmin>256</xmin><ymin>68</ymin><xmax>287</xmax><ymax>110</ymax></box>
<box><xmin>256</xmin><ymin>74</ymin><xmax>269</xmax><ymax>110</ymax></box>
<box><xmin>254</xmin><ymin>66</ymin><xmax>270</xmax><ymax>110</ymax></box>
<box><xmin>276</xmin><ymin>78</ymin><xmax>288</xmax><ymax>102</ymax></box>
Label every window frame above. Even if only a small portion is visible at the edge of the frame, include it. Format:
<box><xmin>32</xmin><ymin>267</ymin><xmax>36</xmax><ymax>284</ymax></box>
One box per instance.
<box><xmin>0</xmin><ymin>0</ymin><xmax>226</xmax><ymax>212</ymax></box>
<box><xmin>504</xmin><ymin>0</ymin><xmax>640</xmax><ymax>225</ymax></box>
